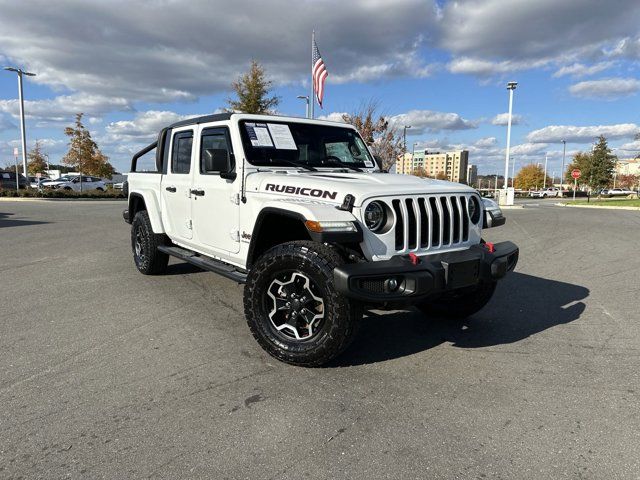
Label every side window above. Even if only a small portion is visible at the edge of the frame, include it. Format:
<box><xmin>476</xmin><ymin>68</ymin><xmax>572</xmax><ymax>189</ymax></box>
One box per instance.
<box><xmin>200</xmin><ymin>128</ymin><xmax>233</xmax><ymax>174</ymax></box>
<box><xmin>171</xmin><ymin>131</ymin><xmax>193</xmax><ymax>174</ymax></box>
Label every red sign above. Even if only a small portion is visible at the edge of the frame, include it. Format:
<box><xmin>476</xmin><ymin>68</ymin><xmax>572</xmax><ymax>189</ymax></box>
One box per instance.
<box><xmin>571</xmin><ymin>169</ymin><xmax>581</xmax><ymax>179</ymax></box>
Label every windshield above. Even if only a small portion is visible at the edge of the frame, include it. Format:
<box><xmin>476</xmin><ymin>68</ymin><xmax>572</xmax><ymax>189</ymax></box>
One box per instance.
<box><xmin>239</xmin><ymin>120</ymin><xmax>376</xmax><ymax>169</ymax></box>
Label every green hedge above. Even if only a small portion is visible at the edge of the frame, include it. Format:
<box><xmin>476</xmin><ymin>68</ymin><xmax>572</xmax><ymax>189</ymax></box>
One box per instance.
<box><xmin>0</xmin><ymin>188</ymin><xmax>125</xmax><ymax>199</ymax></box>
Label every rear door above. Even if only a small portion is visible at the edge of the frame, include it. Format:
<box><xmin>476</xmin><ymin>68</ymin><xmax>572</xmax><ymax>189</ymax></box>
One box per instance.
<box><xmin>191</xmin><ymin>126</ymin><xmax>240</xmax><ymax>254</ymax></box>
<box><xmin>161</xmin><ymin>128</ymin><xmax>194</xmax><ymax>241</ymax></box>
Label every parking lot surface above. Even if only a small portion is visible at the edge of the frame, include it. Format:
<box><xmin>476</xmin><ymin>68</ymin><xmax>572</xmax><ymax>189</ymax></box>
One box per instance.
<box><xmin>1</xmin><ymin>200</ymin><xmax>639</xmax><ymax>479</ymax></box>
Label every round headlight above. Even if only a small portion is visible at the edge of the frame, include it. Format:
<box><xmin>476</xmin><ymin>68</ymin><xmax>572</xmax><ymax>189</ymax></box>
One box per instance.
<box><xmin>364</xmin><ymin>201</ymin><xmax>386</xmax><ymax>232</ymax></box>
<box><xmin>468</xmin><ymin>196</ymin><xmax>481</xmax><ymax>224</ymax></box>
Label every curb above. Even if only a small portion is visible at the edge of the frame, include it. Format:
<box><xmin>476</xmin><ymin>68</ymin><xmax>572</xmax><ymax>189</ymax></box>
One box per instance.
<box><xmin>556</xmin><ymin>203</ymin><xmax>640</xmax><ymax>211</ymax></box>
<box><xmin>0</xmin><ymin>197</ymin><xmax>125</xmax><ymax>203</ymax></box>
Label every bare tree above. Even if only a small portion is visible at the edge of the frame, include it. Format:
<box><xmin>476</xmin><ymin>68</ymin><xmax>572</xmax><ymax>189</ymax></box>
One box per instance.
<box><xmin>341</xmin><ymin>101</ymin><xmax>403</xmax><ymax>171</ymax></box>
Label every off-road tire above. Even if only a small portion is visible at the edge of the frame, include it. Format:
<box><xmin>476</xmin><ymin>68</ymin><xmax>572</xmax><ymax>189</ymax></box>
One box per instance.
<box><xmin>244</xmin><ymin>241</ymin><xmax>362</xmax><ymax>367</ymax></box>
<box><xmin>131</xmin><ymin>210</ymin><xmax>169</xmax><ymax>275</ymax></box>
<box><xmin>417</xmin><ymin>281</ymin><xmax>497</xmax><ymax>320</ymax></box>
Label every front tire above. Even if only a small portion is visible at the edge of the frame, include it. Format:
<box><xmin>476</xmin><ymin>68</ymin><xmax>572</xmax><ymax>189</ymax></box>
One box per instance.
<box><xmin>131</xmin><ymin>210</ymin><xmax>169</xmax><ymax>275</ymax></box>
<box><xmin>244</xmin><ymin>241</ymin><xmax>361</xmax><ymax>367</ymax></box>
<box><xmin>417</xmin><ymin>281</ymin><xmax>497</xmax><ymax>320</ymax></box>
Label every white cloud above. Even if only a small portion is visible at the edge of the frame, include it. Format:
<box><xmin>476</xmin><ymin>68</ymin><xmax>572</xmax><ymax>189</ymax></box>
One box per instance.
<box><xmin>553</xmin><ymin>62</ymin><xmax>614</xmax><ymax>78</ymax></box>
<box><xmin>617</xmin><ymin>139</ymin><xmax>640</xmax><ymax>156</ymax></box>
<box><xmin>491</xmin><ymin>113</ymin><xmax>523</xmax><ymax>126</ymax></box>
<box><xmin>0</xmin><ymin>0</ymin><xmax>438</xmax><ymax>103</ymax></box>
<box><xmin>103</xmin><ymin>110</ymin><xmax>196</xmax><ymax>143</ymax></box>
<box><xmin>526</xmin><ymin>123</ymin><xmax>640</xmax><ymax>143</ymax></box>
<box><xmin>447</xmin><ymin>57</ymin><xmax>548</xmax><ymax>77</ymax></box>
<box><xmin>0</xmin><ymin>94</ymin><xmax>132</xmax><ymax>126</ymax></box>
<box><xmin>317</xmin><ymin>112</ymin><xmax>348</xmax><ymax>123</ymax></box>
<box><xmin>474</xmin><ymin>137</ymin><xmax>498</xmax><ymax>148</ymax></box>
<box><xmin>511</xmin><ymin>143</ymin><xmax>548</xmax><ymax>155</ymax></box>
<box><xmin>568</xmin><ymin>77</ymin><xmax>640</xmax><ymax>99</ymax></box>
<box><xmin>390</xmin><ymin>109</ymin><xmax>478</xmax><ymax>135</ymax></box>
<box><xmin>439</xmin><ymin>0</ymin><xmax>640</xmax><ymax>61</ymax></box>
<box><xmin>0</xmin><ymin>115</ymin><xmax>16</xmax><ymax>132</ymax></box>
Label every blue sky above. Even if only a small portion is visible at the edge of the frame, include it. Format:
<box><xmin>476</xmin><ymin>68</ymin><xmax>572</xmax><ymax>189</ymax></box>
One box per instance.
<box><xmin>0</xmin><ymin>0</ymin><xmax>639</xmax><ymax>175</ymax></box>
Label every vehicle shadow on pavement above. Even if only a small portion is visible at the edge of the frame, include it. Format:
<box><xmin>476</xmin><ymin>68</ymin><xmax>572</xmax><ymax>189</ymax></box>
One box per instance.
<box><xmin>334</xmin><ymin>272</ymin><xmax>589</xmax><ymax>367</ymax></box>
<box><xmin>0</xmin><ymin>212</ymin><xmax>50</xmax><ymax>228</ymax></box>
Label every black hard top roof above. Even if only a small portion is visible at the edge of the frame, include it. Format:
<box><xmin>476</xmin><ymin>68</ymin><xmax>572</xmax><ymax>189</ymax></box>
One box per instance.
<box><xmin>168</xmin><ymin>112</ymin><xmax>233</xmax><ymax>129</ymax></box>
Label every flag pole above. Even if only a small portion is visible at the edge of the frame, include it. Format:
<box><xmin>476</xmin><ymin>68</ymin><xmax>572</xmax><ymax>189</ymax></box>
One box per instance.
<box><xmin>310</xmin><ymin>30</ymin><xmax>315</xmax><ymax>119</ymax></box>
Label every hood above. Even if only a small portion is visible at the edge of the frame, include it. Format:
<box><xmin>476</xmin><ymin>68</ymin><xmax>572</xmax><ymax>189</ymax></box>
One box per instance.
<box><xmin>245</xmin><ymin>170</ymin><xmax>476</xmax><ymax>206</ymax></box>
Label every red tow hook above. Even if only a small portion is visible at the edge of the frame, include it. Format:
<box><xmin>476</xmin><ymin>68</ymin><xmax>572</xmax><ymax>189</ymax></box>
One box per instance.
<box><xmin>409</xmin><ymin>253</ymin><xmax>420</xmax><ymax>265</ymax></box>
<box><xmin>484</xmin><ymin>242</ymin><xmax>496</xmax><ymax>253</ymax></box>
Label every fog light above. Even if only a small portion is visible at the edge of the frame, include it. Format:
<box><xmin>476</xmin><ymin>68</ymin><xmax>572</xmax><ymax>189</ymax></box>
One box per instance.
<box><xmin>386</xmin><ymin>278</ymin><xmax>399</xmax><ymax>291</ymax></box>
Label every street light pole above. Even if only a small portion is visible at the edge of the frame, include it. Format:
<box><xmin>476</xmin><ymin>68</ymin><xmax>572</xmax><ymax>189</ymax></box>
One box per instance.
<box><xmin>4</xmin><ymin>66</ymin><xmax>36</xmax><ymax>185</ymax></box>
<box><xmin>560</xmin><ymin>139</ymin><xmax>566</xmax><ymax>193</ymax></box>
<box><xmin>502</xmin><ymin>81</ymin><xmax>518</xmax><ymax>205</ymax></box>
<box><xmin>543</xmin><ymin>154</ymin><xmax>548</xmax><ymax>189</ymax></box>
<box><xmin>296</xmin><ymin>95</ymin><xmax>310</xmax><ymax>119</ymax></box>
<box><xmin>403</xmin><ymin>125</ymin><xmax>411</xmax><ymax>153</ymax></box>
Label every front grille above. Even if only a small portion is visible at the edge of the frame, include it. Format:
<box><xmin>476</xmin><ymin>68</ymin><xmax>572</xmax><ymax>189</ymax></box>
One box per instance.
<box><xmin>389</xmin><ymin>195</ymin><xmax>473</xmax><ymax>252</ymax></box>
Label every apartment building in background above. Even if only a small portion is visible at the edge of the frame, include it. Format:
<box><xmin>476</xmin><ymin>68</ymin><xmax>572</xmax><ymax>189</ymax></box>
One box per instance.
<box><xmin>615</xmin><ymin>158</ymin><xmax>640</xmax><ymax>176</ymax></box>
<box><xmin>396</xmin><ymin>149</ymin><xmax>470</xmax><ymax>183</ymax></box>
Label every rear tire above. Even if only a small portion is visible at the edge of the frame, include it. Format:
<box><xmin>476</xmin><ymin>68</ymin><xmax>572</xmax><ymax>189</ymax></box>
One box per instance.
<box><xmin>131</xmin><ymin>210</ymin><xmax>169</xmax><ymax>275</ymax></box>
<box><xmin>243</xmin><ymin>241</ymin><xmax>362</xmax><ymax>367</ymax></box>
<box><xmin>417</xmin><ymin>281</ymin><xmax>497</xmax><ymax>320</ymax></box>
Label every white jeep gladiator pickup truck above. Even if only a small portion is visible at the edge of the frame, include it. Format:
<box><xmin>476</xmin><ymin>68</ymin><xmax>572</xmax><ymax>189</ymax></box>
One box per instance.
<box><xmin>123</xmin><ymin>113</ymin><xmax>518</xmax><ymax>366</ymax></box>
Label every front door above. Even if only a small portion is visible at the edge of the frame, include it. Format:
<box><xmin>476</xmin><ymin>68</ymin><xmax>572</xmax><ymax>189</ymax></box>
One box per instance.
<box><xmin>191</xmin><ymin>126</ymin><xmax>240</xmax><ymax>254</ymax></box>
<box><xmin>161</xmin><ymin>128</ymin><xmax>194</xmax><ymax>241</ymax></box>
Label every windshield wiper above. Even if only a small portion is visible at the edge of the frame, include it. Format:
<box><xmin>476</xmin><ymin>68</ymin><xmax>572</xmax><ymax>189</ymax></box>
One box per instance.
<box><xmin>268</xmin><ymin>158</ymin><xmax>317</xmax><ymax>172</ymax></box>
<box><xmin>320</xmin><ymin>158</ymin><xmax>363</xmax><ymax>172</ymax></box>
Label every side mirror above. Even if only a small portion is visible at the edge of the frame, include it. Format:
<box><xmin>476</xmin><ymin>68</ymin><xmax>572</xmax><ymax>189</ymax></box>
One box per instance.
<box><xmin>204</xmin><ymin>149</ymin><xmax>236</xmax><ymax>180</ymax></box>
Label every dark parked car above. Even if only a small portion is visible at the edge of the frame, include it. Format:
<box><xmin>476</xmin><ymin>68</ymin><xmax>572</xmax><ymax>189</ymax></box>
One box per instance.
<box><xmin>0</xmin><ymin>171</ymin><xmax>28</xmax><ymax>189</ymax></box>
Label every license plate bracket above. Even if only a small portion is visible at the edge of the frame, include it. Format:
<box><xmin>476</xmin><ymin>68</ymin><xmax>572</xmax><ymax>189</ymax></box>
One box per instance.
<box><xmin>442</xmin><ymin>258</ymin><xmax>480</xmax><ymax>289</ymax></box>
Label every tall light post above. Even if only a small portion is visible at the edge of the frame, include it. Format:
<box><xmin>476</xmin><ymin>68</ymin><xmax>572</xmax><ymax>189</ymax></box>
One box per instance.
<box><xmin>543</xmin><ymin>154</ymin><xmax>548</xmax><ymax>189</ymax></box>
<box><xmin>502</xmin><ymin>81</ymin><xmax>518</xmax><ymax>205</ymax></box>
<box><xmin>296</xmin><ymin>95</ymin><xmax>310</xmax><ymax>119</ymax></box>
<box><xmin>4</xmin><ymin>66</ymin><xmax>36</xmax><ymax>184</ymax></box>
<box><xmin>560</xmin><ymin>139</ymin><xmax>566</xmax><ymax>193</ymax></box>
<box><xmin>403</xmin><ymin>125</ymin><xmax>411</xmax><ymax>153</ymax></box>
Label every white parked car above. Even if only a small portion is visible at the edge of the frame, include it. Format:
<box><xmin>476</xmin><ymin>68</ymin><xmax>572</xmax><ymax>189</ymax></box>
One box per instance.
<box><xmin>603</xmin><ymin>188</ymin><xmax>636</xmax><ymax>197</ymax></box>
<box><xmin>28</xmin><ymin>176</ymin><xmax>50</xmax><ymax>188</ymax></box>
<box><xmin>530</xmin><ymin>187</ymin><xmax>561</xmax><ymax>198</ymax></box>
<box><xmin>48</xmin><ymin>175</ymin><xmax>106</xmax><ymax>191</ymax></box>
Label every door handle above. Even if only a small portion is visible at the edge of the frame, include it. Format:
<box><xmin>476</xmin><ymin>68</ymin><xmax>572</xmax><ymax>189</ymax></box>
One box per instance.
<box><xmin>190</xmin><ymin>189</ymin><xmax>205</xmax><ymax>196</ymax></box>
<box><xmin>165</xmin><ymin>186</ymin><xmax>177</xmax><ymax>193</ymax></box>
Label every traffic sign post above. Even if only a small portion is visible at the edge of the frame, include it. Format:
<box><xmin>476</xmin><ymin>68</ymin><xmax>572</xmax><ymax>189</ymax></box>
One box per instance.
<box><xmin>13</xmin><ymin>147</ymin><xmax>19</xmax><ymax>191</ymax></box>
<box><xmin>571</xmin><ymin>169</ymin><xmax>581</xmax><ymax>201</ymax></box>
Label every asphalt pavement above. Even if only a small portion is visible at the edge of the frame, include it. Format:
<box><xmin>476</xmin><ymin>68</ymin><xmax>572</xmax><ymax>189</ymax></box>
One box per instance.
<box><xmin>1</xmin><ymin>200</ymin><xmax>639</xmax><ymax>479</ymax></box>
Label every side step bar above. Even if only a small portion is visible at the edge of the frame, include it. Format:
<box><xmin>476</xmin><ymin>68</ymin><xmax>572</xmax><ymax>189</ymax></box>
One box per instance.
<box><xmin>158</xmin><ymin>245</ymin><xmax>247</xmax><ymax>284</ymax></box>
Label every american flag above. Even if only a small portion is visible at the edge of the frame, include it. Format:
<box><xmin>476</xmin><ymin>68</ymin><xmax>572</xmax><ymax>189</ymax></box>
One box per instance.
<box><xmin>312</xmin><ymin>38</ymin><xmax>328</xmax><ymax>108</ymax></box>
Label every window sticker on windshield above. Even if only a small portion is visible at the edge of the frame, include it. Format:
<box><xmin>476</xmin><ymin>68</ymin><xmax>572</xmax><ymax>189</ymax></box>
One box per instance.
<box><xmin>245</xmin><ymin>122</ymin><xmax>274</xmax><ymax>147</ymax></box>
<box><xmin>267</xmin><ymin>123</ymin><xmax>297</xmax><ymax>150</ymax></box>
<box><xmin>364</xmin><ymin>159</ymin><xmax>374</xmax><ymax>168</ymax></box>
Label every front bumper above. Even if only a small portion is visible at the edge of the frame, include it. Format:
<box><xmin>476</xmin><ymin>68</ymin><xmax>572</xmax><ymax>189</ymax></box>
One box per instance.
<box><xmin>334</xmin><ymin>241</ymin><xmax>519</xmax><ymax>304</ymax></box>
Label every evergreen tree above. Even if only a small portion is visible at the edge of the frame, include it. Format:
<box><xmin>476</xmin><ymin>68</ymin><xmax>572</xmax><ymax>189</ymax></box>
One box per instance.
<box><xmin>62</xmin><ymin>113</ymin><xmax>115</xmax><ymax>179</ymax></box>
<box><xmin>588</xmin><ymin>135</ymin><xmax>615</xmax><ymax>189</ymax></box>
<box><xmin>226</xmin><ymin>61</ymin><xmax>279</xmax><ymax>114</ymax></box>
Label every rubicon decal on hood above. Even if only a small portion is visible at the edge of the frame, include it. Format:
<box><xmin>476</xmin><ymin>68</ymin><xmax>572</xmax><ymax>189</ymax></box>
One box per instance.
<box><xmin>265</xmin><ymin>183</ymin><xmax>338</xmax><ymax>200</ymax></box>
